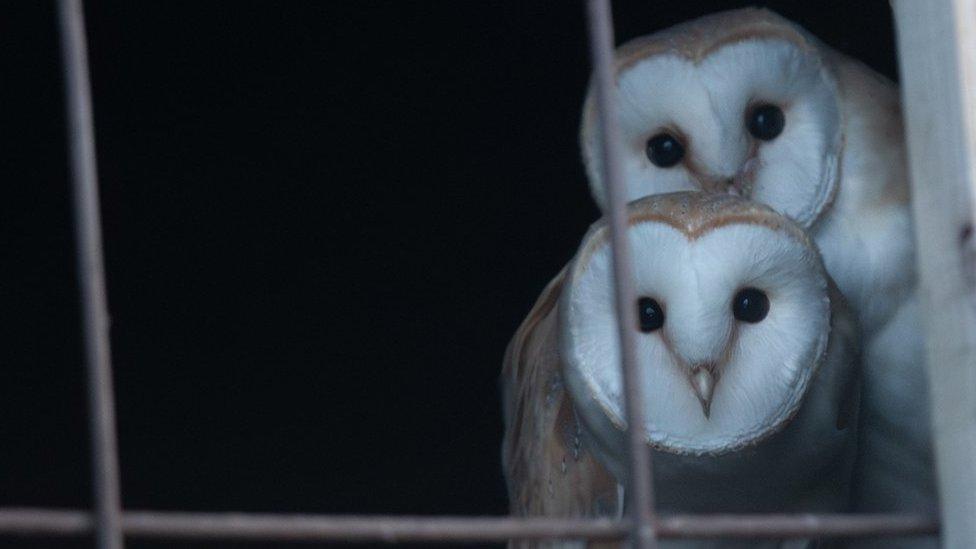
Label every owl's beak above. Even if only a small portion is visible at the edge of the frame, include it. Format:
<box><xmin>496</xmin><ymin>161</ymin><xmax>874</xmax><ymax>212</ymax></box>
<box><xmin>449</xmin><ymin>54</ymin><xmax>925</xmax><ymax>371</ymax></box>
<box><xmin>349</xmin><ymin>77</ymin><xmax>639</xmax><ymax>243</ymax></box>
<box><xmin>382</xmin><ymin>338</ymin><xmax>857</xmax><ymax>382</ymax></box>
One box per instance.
<box><xmin>730</xmin><ymin>157</ymin><xmax>759</xmax><ymax>196</ymax></box>
<box><xmin>689</xmin><ymin>365</ymin><xmax>717</xmax><ymax>419</ymax></box>
<box><xmin>698</xmin><ymin>176</ymin><xmax>738</xmax><ymax>196</ymax></box>
<box><xmin>699</xmin><ymin>157</ymin><xmax>757</xmax><ymax>197</ymax></box>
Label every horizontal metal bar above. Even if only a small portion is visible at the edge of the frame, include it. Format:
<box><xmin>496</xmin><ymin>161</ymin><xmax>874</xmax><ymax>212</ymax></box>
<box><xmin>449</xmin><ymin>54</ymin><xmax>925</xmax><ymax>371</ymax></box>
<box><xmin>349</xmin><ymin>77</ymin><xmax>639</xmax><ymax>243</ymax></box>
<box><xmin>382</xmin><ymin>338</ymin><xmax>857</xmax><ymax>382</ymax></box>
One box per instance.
<box><xmin>0</xmin><ymin>510</ymin><xmax>624</xmax><ymax>543</ymax></box>
<box><xmin>656</xmin><ymin>514</ymin><xmax>939</xmax><ymax>539</ymax></box>
<box><xmin>0</xmin><ymin>509</ymin><xmax>938</xmax><ymax>542</ymax></box>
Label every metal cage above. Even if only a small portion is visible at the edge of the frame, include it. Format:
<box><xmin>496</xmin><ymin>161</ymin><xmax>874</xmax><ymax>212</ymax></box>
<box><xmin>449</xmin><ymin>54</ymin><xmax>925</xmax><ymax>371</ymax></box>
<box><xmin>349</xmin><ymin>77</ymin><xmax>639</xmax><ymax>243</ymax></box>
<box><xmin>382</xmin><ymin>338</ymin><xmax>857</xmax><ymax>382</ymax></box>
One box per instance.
<box><xmin>6</xmin><ymin>0</ymin><xmax>973</xmax><ymax>546</ymax></box>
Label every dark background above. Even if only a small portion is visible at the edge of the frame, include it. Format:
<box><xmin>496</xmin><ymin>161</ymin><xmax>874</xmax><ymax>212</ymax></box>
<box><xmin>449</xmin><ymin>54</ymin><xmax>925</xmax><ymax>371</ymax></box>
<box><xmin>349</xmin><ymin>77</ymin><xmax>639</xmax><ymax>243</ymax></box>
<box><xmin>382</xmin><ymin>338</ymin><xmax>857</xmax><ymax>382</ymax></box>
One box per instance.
<box><xmin>2</xmin><ymin>2</ymin><xmax>895</xmax><ymax>548</ymax></box>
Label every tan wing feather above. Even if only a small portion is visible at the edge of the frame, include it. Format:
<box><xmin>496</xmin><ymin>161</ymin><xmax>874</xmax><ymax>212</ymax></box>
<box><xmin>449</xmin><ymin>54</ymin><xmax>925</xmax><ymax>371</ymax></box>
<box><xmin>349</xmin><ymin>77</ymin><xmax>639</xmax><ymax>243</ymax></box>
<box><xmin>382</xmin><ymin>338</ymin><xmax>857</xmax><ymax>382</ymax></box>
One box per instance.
<box><xmin>501</xmin><ymin>271</ymin><xmax>620</xmax><ymax>547</ymax></box>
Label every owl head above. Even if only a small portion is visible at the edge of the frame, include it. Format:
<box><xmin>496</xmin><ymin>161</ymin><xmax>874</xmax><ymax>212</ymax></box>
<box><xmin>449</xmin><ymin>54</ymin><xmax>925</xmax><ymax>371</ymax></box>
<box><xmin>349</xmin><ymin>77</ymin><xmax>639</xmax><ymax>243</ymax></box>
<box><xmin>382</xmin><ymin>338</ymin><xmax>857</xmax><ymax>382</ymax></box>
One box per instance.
<box><xmin>560</xmin><ymin>192</ymin><xmax>832</xmax><ymax>456</ymax></box>
<box><xmin>580</xmin><ymin>8</ymin><xmax>841</xmax><ymax>228</ymax></box>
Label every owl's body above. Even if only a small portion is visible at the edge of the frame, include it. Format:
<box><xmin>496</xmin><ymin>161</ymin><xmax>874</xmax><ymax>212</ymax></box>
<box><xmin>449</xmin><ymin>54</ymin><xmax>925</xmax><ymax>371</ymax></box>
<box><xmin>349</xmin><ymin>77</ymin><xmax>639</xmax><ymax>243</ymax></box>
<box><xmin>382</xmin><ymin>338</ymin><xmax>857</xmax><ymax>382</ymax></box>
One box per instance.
<box><xmin>503</xmin><ymin>193</ymin><xmax>859</xmax><ymax>548</ymax></box>
<box><xmin>578</xmin><ymin>9</ymin><xmax>936</xmax><ymax>538</ymax></box>
<box><xmin>503</xmin><ymin>272</ymin><xmax>621</xmax><ymax>523</ymax></box>
<box><xmin>847</xmin><ymin>293</ymin><xmax>937</xmax><ymax>549</ymax></box>
<box><xmin>803</xmin><ymin>54</ymin><xmax>912</xmax><ymax>334</ymax></box>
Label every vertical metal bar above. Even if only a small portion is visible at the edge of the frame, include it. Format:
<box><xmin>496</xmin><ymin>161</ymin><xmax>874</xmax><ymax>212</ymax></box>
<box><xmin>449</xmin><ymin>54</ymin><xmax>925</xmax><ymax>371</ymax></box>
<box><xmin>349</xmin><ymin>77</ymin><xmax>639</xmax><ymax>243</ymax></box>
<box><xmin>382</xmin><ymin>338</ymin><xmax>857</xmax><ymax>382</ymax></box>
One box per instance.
<box><xmin>891</xmin><ymin>1</ymin><xmax>976</xmax><ymax>547</ymax></box>
<box><xmin>57</xmin><ymin>1</ymin><xmax>125</xmax><ymax>548</ymax></box>
<box><xmin>584</xmin><ymin>1</ymin><xmax>657</xmax><ymax>547</ymax></box>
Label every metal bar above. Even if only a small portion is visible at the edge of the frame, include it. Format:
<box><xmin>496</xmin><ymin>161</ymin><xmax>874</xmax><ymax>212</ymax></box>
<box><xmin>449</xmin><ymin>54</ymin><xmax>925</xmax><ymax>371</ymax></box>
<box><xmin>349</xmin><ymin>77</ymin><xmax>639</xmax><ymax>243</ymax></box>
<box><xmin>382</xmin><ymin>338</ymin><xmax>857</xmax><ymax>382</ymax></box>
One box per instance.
<box><xmin>0</xmin><ymin>509</ymin><xmax>938</xmax><ymax>542</ymax></box>
<box><xmin>656</xmin><ymin>514</ymin><xmax>938</xmax><ymax>540</ymax></box>
<box><xmin>57</xmin><ymin>1</ymin><xmax>125</xmax><ymax>548</ymax></box>
<box><xmin>0</xmin><ymin>510</ymin><xmax>625</xmax><ymax>543</ymax></box>
<box><xmin>891</xmin><ymin>1</ymin><xmax>976</xmax><ymax>547</ymax></box>
<box><xmin>584</xmin><ymin>1</ymin><xmax>657</xmax><ymax>547</ymax></box>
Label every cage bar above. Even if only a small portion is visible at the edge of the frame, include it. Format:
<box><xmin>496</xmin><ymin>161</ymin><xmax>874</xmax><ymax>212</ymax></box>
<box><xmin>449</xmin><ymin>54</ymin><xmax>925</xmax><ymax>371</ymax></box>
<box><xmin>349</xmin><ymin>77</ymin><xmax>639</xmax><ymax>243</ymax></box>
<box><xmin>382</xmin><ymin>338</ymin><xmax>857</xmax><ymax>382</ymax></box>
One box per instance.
<box><xmin>56</xmin><ymin>1</ymin><xmax>125</xmax><ymax>548</ymax></box>
<box><xmin>0</xmin><ymin>509</ymin><xmax>938</xmax><ymax>542</ymax></box>
<box><xmin>584</xmin><ymin>0</ymin><xmax>657</xmax><ymax>547</ymax></box>
<box><xmin>892</xmin><ymin>1</ymin><xmax>976</xmax><ymax>547</ymax></box>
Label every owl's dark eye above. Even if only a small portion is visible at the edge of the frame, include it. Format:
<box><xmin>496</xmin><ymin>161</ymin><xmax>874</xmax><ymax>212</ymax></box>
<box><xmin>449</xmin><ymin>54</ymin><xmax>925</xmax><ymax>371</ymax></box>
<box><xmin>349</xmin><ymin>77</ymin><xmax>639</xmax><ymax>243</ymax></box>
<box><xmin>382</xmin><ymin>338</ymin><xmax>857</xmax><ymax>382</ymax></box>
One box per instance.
<box><xmin>645</xmin><ymin>133</ymin><xmax>685</xmax><ymax>168</ymax></box>
<box><xmin>747</xmin><ymin>104</ymin><xmax>785</xmax><ymax>141</ymax></box>
<box><xmin>732</xmin><ymin>288</ymin><xmax>770</xmax><ymax>323</ymax></box>
<box><xmin>637</xmin><ymin>297</ymin><xmax>665</xmax><ymax>332</ymax></box>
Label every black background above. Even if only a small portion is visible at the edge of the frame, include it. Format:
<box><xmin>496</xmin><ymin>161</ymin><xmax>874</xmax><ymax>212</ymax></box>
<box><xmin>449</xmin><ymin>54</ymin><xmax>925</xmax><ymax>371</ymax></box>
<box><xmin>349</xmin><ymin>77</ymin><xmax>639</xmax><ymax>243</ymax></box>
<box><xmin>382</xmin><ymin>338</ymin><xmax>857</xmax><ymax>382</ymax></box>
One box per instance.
<box><xmin>2</xmin><ymin>2</ymin><xmax>894</xmax><ymax>548</ymax></box>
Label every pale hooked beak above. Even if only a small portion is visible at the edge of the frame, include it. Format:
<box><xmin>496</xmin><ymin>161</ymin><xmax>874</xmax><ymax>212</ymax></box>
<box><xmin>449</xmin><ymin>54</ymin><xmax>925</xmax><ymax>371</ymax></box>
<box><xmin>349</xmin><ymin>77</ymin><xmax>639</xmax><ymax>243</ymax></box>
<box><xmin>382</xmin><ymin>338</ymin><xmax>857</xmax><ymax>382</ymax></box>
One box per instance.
<box><xmin>699</xmin><ymin>176</ymin><xmax>740</xmax><ymax>196</ymax></box>
<box><xmin>690</xmin><ymin>365</ymin><xmax>717</xmax><ymax>419</ymax></box>
<box><xmin>699</xmin><ymin>157</ymin><xmax>758</xmax><ymax>197</ymax></box>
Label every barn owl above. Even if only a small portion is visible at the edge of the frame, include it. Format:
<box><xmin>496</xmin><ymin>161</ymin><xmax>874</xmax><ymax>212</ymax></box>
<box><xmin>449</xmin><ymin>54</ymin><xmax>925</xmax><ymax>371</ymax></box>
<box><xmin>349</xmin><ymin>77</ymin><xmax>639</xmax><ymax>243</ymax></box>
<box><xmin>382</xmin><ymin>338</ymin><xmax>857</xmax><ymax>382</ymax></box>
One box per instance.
<box><xmin>503</xmin><ymin>192</ymin><xmax>859</xmax><ymax>548</ymax></box>
<box><xmin>577</xmin><ymin>9</ymin><xmax>936</xmax><ymax>541</ymax></box>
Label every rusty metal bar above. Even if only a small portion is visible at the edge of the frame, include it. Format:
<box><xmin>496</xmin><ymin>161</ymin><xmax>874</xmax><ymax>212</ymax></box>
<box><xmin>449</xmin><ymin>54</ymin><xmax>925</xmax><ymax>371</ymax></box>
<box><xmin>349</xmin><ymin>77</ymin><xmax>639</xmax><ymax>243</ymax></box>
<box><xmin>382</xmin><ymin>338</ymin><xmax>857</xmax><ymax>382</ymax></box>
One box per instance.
<box><xmin>57</xmin><ymin>1</ymin><xmax>125</xmax><ymax>548</ymax></box>
<box><xmin>0</xmin><ymin>509</ymin><xmax>938</xmax><ymax>542</ymax></box>
<box><xmin>584</xmin><ymin>0</ymin><xmax>657</xmax><ymax>547</ymax></box>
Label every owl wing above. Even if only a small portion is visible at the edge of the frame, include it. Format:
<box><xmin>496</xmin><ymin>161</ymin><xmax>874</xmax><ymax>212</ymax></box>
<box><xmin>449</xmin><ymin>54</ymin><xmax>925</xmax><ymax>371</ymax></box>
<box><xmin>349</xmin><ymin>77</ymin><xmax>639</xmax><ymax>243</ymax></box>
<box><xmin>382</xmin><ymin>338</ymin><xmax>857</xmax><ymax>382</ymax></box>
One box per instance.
<box><xmin>501</xmin><ymin>270</ymin><xmax>620</xmax><ymax>523</ymax></box>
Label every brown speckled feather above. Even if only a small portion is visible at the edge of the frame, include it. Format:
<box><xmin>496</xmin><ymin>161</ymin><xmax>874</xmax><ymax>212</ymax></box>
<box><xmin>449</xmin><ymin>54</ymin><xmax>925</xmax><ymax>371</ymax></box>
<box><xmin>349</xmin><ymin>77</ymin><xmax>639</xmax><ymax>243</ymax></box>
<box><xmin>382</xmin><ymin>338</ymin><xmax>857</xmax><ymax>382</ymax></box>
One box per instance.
<box><xmin>501</xmin><ymin>271</ymin><xmax>620</xmax><ymax>547</ymax></box>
